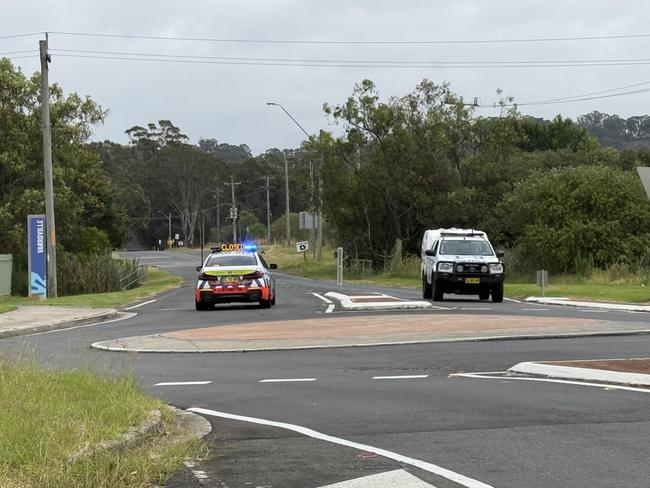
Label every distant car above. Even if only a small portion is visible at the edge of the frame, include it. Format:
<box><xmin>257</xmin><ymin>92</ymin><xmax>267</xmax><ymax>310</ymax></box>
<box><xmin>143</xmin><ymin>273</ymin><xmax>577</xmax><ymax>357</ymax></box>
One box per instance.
<box><xmin>194</xmin><ymin>243</ymin><xmax>277</xmax><ymax>310</ymax></box>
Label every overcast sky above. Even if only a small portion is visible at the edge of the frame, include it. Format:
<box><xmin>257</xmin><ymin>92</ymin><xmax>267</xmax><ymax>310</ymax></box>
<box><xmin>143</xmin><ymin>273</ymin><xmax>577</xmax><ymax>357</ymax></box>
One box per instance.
<box><xmin>3</xmin><ymin>1</ymin><xmax>650</xmax><ymax>154</ymax></box>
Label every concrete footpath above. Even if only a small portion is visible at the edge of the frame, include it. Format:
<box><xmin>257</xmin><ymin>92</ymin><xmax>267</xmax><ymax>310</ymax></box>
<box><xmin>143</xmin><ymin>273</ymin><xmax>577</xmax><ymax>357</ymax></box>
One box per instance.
<box><xmin>91</xmin><ymin>313</ymin><xmax>650</xmax><ymax>353</ymax></box>
<box><xmin>0</xmin><ymin>306</ymin><xmax>118</xmax><ymax>338</ymax></box>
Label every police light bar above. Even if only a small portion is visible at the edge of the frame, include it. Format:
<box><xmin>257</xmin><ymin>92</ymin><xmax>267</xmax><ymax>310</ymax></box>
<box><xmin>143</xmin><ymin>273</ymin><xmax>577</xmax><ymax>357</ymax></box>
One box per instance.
<box><xmin>210</xmin><ymin>242</ymin><xmax>257</xmax><ymax>253</ymax></box>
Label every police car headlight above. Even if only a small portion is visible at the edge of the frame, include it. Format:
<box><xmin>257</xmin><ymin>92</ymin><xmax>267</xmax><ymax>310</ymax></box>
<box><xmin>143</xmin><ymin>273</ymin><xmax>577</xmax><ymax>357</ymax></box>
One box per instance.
<box><xmin>489</xmin><ymin>263</ymin><xmax>504</xmax><ymax>274</ymax></box>
<box><xmin>438</xmin><ymin>262</ymin><xmax>454</xmax><ymax>272</ymax></box>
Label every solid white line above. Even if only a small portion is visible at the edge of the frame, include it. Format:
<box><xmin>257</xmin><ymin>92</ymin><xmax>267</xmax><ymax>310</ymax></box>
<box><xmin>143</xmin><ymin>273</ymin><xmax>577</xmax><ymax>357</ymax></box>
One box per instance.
<box><xmin>124</xmin><ymin>299</ymin><xmax>157</xmax><ymax>310</ymax></box>
<box><xmin>259</xmin><ymin>378</ymin><xmax>317</xmax><ymax>383</ymax></box>
<box><xmin>577</xmin><ymin>309</ymin><xmax>609</xmax><ymax>313</ymax></box>
<box><xmin>187</xmin><ymin>407</ymin><xmax>494</xmax><ymax>488</ymax></box>
<box><xmin>520</xmin><ymin>308</ymin><xmax>550</xmax><ymax>311</ymax></box>
<box><xmin>451</xmin><ymin>373</ymin><xmax>650</xmax><ymax>393</ymax></box>
<box><xmin>311</xmin><ymin>292</ymin><xmax>334</xmax><ymax>304</ymax></box>
<box><xmin>460</xmin><ymin>307</ymin><xmax>492</xmax><ymax>311</ymax></box>
<box><xmin>325</xmin><ymin>304</ymin><xmax>335</xmax><ymax>313</ymax></box>
<box><xmin>22</xmin><ymin>312</ymin><xmax>136</xmax><ymax>337</ymax></box>
<box><xmin>154</xmin><ymin>381</ymin><xmax>212</xmax><ymax>386</ymax></box>
<box><xmin>372</xmin><ymin>375</ymin><xmax>429</xmax><ymax>380</ymax></box>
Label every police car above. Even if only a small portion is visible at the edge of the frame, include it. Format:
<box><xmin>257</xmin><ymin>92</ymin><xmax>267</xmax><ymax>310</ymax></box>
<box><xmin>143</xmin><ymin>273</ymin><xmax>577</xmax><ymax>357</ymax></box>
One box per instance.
<box><xmin>194</xmin><ymin>243</ymin><xmax>277</xmax><ymax>310</ymax></box>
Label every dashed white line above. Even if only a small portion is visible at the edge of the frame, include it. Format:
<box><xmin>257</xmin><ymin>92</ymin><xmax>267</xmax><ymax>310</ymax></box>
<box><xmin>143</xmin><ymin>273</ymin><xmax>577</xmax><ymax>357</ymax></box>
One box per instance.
<box><xmin>577</xmin><ymin>309</ymin><xmax>609</xmax><ymax>313</ymax></box>
<box><xmin>259</xmin><ymin>378</ymin><xmax>317</xmax><ymax>383</ymax></box>
<box><xmin>124</xmin><ymin>299</ymin><xmax>157</xmax><ymax>310</ymax></box>
<box><xmin>154</xmin><ymin>381</ymin><xmax>212</xmax><ymax>386</ymax></box>
<box><xmin>372</xmin><ymin>375</ymin><xmax>429</xmax><ymax>380</ymax></box>
<box><xmin>188</xmin><ymin>407</ymin><xmax>494</xmax><ymax>488</ymax></box>
<box><xmin>520</xmin><ymin>308</ymin><xmax>550</xmax><ymax>311</ymax></box>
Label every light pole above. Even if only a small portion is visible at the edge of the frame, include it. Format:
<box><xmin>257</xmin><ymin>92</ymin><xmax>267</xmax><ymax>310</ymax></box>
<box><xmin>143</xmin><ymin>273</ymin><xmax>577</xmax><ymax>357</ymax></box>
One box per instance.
<box><xmin>266</xmin><ymin>102</ymin><xmax>318</xmax><ymax>252</ymax></box>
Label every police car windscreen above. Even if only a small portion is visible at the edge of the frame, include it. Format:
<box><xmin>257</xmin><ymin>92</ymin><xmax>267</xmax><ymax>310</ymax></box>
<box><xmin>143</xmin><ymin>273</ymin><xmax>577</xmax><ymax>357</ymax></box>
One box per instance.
<box><xmin>441</xmin><ymin>240</ymin><xmax>493</xmax><ymax>256</ymax></box>
<box><xmin>206</xmin><ymin>255</ymin><xmax>257</xmax><ymax>266</ymax></box>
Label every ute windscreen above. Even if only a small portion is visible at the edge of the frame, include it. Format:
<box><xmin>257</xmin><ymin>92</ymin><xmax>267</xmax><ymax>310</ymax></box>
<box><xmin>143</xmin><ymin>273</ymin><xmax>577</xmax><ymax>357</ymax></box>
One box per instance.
<box><xmin>440</xmin><ymin>240</ymin><xmax>493</xmax><ymax>256</ymax></box>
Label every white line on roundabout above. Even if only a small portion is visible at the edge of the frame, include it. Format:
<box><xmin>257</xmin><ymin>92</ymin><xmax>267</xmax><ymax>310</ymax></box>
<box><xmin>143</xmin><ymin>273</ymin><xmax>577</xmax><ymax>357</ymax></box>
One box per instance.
<box><xmin>23</xmin><ymin>312</ymin><xmax>137</xmax><ymax>337</ymax></box>
<box><xmin>259</xmin><ymin>378</ymin><xmax>317</xmax><ymax>383</ymax></box>
<box><xmin>155</xmin><ymin>381</ymin><xmax>212</xmax><ymax>386</ymax></box>
<box><xmin>449</xmin><ymin>372</ymin><xmax>650</xmax><ymax>394</ymax></box>
<box><xmin>187</xmin><ymin>407</ymin><xmax>495</xmax><ymax>488</ymax></box>
<box><xmin>311</xmin><ymin>293</ymin><xmax>334</xmax><ymax>304</ymax></box>
<box><xmin>372</xmin><ymin>375</ymin><xmax>429</xmax><ymax>380</ymax></box>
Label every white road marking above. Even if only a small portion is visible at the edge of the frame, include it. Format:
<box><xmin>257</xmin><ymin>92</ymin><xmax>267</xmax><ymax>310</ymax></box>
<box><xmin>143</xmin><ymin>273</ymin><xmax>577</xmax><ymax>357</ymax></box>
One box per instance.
<box><xmin>154</xmin><ymin>381</ymin><xmax>212</xmax><ymax>386</ymax></box>
<box><xmin>372</xmin><ymin>375</ymin><xmax>429</xmax><ymax>380</ymax></box>
<box><xmin>450</xmin><ymin>372</ymin><xmax>650</xmax><ymax>394</ymax></box>
<box><xmin>325</xmin><ymin>304</ymin><xmax>335</xmax><ymax>313</ymax></box>
<box><xmin>311</xmin><ymin>293</ymin><xmax>334</xmax><ymax>304</ymax></box>
<box><xmin>188</xmin><ymin>407</ymin><xmax>494</xmax><ymax>488</ymax></box>
<box><xmin>504</xmin><ymin>297</ymin><xmax>522</xmax><ymax>303</ymax></box>
<box><xmin>460</xmin><ymin>307</ymin><xmax>492</xmax><ymax>311</ymax></box>
<box><xmin>124</xmin><ymin>299</ymin><xmax>157</xmax><ymax>310</ymax></box>
<box><xmin>520</xmin><ymin>308</ymin><xmax>550</xmax><ymax>311</ymax></box>
<box><xmin>21</xmin><ymin>312</ymin><xmax>136</xmax><ymax>337</ymax></box>
<box><xmin>259</xmin><ymin>378</ymin><xmax>317</xmax><ymax>383</ymax></box>
<box><xmin>318</xmin><ymin>469</ymin><xmax>435</xmax><ymax>487</ymax></box>
<box><xmin>577</xmin><ymin>309</ymin><xmax>609</xmax><ymax>313</ymax></box>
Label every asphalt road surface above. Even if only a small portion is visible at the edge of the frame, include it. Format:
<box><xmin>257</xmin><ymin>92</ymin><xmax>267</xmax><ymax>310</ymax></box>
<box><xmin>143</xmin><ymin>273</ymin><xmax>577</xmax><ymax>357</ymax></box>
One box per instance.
<box><xmin>2</xmin><ymin>250</ymin><xmax>649</xmax><ymax>488</ymax></box>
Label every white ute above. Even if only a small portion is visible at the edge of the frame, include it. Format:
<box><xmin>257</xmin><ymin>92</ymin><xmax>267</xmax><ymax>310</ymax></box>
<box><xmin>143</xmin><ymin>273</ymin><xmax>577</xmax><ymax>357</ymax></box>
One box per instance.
<box><xmin>420</xmin><ymin>228</ymin><xmax>505</xmax><ymax>302</ymax></box>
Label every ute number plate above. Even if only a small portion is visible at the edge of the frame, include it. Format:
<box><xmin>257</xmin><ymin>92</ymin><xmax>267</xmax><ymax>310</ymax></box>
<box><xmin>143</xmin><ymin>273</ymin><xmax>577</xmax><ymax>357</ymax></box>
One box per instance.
<box><xmin>464</xmin><ymin>277</ymin><xmax>480</xmax><ymax>284</ymax></box>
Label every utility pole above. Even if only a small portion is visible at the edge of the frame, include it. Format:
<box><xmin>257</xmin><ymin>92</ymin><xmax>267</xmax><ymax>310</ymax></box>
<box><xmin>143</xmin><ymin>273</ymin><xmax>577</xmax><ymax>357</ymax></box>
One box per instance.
<box><xmin>216</xmin><ymin>191</ymin><xmax>221</xmax><ymax>242</ymax></box>
<box><xmin>40</xmin><ymin>35</ymin><xmax>57</xmax><ymax>298</ymax></box>
<box><xmin>316</xmin><ymin>175</ymin><xmax>323</xmax><ymax>261</ymax></box>
<box><xmin>284</xmin><ymin>152</ymin><xmax>290</xmax><ymax>246</ymax></box>
<box><xmin>265</xmin><ymin>175</ymin><xmax>275</xmax><ymax>244</ymax></box>
<box><xmin>168</xmin><ymin>213</ymin><xmax>172</xmax><ymax>243</ymax></box>
<box><xmin>225</xmin><ymin>177</ymin><xmax>241</xmax><ymax>242</ymax></box>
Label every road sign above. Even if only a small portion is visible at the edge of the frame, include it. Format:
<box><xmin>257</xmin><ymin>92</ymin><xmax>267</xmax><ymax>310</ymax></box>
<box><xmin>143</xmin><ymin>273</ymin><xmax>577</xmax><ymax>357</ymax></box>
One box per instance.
<box><xmin>637</xmin><ymin>167</ymin><xmax>650</xmax><ymax>199</ymax></box>
<box><xmin>299</xmin><ymin>211</ymin><xmax>319</xmax><ymax>230</ymax></box>
<box><xmin>536</xmin><ymin>270</ymin><xmax>549</xmax><ymax>296</ymax></box>
<box><xmin>28</xmin><ymin>214</ymin><xmax>47</xmax><ymax>299</ymax></box>
<box><xmin>174</xmin><ymin>233</ymin><xmax>180</xmax><ymax>240</ymax></box>
<box><xmin>296</xmin><ymin>241</ymin><xmax>309</xmax><ymax>252</ymax></box>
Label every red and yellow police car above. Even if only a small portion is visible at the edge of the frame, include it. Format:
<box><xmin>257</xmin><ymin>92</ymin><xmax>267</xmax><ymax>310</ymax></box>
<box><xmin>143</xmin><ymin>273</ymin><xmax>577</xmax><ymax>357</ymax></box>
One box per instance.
<box><xmin>195</xmin><ymin>243</ymin><xmax>277</xmax><ymax>310</ymax></box>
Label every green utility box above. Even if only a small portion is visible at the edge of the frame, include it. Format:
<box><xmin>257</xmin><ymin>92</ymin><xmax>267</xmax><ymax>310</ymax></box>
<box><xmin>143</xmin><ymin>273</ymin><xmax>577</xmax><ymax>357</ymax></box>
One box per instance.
<box><xmin>0</xmin><ymin>254</ymin><xmax>12</xmax><ymax>296</ymax></box>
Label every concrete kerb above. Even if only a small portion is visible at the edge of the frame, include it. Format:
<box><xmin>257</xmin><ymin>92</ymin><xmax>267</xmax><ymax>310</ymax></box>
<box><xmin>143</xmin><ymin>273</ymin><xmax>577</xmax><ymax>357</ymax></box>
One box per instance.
<box><xmin>325</xmin><ymin>291</ymin><xmax>433</xmax><ymax>311</ymax></box>
<box><xmin>508</xmin><ymin>361</ymin><xmax>650</xmax><ymax>387</ymax></box>
<box><xmin>525</xmin><ymin>296</ymin><xmax>650</xmax><ymax>312</ymax></box>
<box><xmin>0</xmin><ymin>308</ymin><xmax>119</xmax><ymax>339</ymax></box>
<box><xmin>68</xmin><ymin>406</ymin><xmax>211</xmax><ymax>465</ymax></box>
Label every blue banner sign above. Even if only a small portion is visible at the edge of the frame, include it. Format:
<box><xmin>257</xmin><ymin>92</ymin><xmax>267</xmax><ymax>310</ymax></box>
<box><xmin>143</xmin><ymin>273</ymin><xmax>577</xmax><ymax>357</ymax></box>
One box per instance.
<box><xmin>28</xmin><ymin>214</ymin><xmax>47</xmax><ymax>299</ymax></box>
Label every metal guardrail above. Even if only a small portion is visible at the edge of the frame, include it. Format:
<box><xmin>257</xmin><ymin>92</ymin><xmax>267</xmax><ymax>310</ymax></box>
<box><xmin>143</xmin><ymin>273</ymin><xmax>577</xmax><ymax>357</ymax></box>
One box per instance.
<box><xmin>119</xmin><ymin>264</ymin><xmax>148</xmax><ymax>290</ymax></box>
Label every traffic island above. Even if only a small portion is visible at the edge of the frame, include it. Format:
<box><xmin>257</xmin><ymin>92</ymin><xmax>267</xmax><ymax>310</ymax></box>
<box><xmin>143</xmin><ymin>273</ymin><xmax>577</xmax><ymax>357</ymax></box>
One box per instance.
<box><xmin>0</xmin><ymin>306</ymin><xmax>119</xmax><ymax>338</ymax></box>
<box><xmin>90</xmin><ymin>314</ymin><xmax>650</xmax><ymax>353</ymax></box>
<box><xmin>325</xmin><ymin>291</ymin><xmax>435</xmax><ymax>311</ymax></box>
<box><xmin>508</xmin><ymin>358</ymin><xmax>650</xmax><ymax>387</ymax></box>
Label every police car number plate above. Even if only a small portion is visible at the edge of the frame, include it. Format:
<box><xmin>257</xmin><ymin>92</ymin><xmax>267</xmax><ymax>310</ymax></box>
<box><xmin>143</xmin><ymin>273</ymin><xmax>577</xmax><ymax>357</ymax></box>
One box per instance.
<box><xmin>223</xmin><ymin>276</ymin><xmax>239</xmax><ymax>283</ymax></box>
<box><xmin>464</xmin><ymin>277</ymin><xmax>480</xmax><ymax>284</ymax></box>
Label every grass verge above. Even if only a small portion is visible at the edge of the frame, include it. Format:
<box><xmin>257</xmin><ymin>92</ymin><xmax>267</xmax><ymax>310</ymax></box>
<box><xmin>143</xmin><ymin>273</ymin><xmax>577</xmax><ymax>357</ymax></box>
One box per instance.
<box><xmin>264</xmin><ymin>245</ymin><xmax>650</xmax><ymax>304</ymax></box>
<box><xmin>0</xmin><ymin>268</ymin><xmax>182</xmax><ymax>313</ymax></box>
<box><xmin>0</xmin><ymin>359</ymin><xmax>205</xmax><ymax>487</ymax></box>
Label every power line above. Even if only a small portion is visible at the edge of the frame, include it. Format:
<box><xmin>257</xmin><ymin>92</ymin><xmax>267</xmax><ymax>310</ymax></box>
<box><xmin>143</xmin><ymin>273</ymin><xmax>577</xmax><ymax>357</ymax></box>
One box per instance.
<box><xmin>514</xmin><ymin>87</ymin><xmax>650</xmax><ymax>106</ymax></box>
<box><xmin>515</xmin><ymin>80</ymin><xmax>650</xmax><ymax>105</ymax></box>
<box><xmin>51</xmin><ymin>52</ymin><xmax>650</xmax><ymax>69</ymax></box>
<box><xmin>49</xmin><ymin>48</ymin><xmax>650</xmax><ymax>66</ymax></box>
<box><xmin>48</xmin><ymin>30</ymin><xmax>650</xmax><ymax>45</ymax></box>
<box><xmin>0</xmin><ymin>32</ymin><xmax>43</xmax><ymax>40</ymax></box>
<box><xmin>0</xmin><ymin>49</ymin><xmax>37</xmax><ymax>55</ymax></box>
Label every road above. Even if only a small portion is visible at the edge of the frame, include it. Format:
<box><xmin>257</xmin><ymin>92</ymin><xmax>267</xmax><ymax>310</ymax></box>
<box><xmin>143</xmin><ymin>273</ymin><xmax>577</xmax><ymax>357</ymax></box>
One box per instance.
<box><xmin>2</xmin><ymin>250</ymin><xmax>649</xmax><ymax>488</ymax></box>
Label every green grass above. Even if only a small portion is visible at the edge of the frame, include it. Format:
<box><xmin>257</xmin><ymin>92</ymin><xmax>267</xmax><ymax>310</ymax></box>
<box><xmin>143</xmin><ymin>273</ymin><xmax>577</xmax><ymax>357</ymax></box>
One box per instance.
<box><xmin>265</xmin><ymin>245</ymin><xmax>650</xmax><ymax>304</ymax></box>
<box><xmin>0</xmin><ymin>360</ymin><xmax>205</xmax><ymax>487</ymax></box>
<box><xmin>0</xmin><ymin>268</ymin><xmax>182</xmax><ymax>313</ymax></box>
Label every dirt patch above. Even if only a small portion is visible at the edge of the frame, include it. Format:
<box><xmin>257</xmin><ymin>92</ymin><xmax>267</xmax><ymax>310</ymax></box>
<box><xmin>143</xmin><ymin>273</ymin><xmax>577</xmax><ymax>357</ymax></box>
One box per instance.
<box><xmin>545</xmin><ymin>358</ymin><xmax>650</xmax><ymax>374</ymax></box>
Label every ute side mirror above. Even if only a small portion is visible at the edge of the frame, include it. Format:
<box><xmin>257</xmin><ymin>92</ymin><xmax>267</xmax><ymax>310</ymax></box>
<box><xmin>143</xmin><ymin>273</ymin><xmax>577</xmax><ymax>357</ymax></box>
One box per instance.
<box><xmin>195</xmin><ymin>265</ymin><xmax>202</xmax><ymax>272</ymax></box>
<box><xmin>425</xmin><ymin>249</ymin><xmax>436</xmax><ymax>257</ymax></box>
<box><xmin>496</xmin><ymin>250</ymin><xmax>505</xmax><ymax>258</ymax></box>
<box><xmin>269</xmin><ymin>264</ymin><xmax>278</xmax><ymax>270</ymax></box>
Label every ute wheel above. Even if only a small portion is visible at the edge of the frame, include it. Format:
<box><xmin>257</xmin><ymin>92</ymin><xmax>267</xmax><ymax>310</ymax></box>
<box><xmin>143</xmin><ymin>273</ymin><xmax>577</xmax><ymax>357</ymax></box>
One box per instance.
<box><xmin>491</xmin><ymin>284</ymin><xmax>504</xmax><ymax>303</ymax></box>
<box><xmin>259</xmin><ymin>299</ymin><xmax>272</xmax><ymax>309</ymax></box>
<box><xmin>479</xmin><ymin>290</ymin><xmax>490</xmax><ymax>300</ymax></box>
<box><xmin>195</xmin><ymin>300</ymin><xmax>209</xmax><ymax>311</ymax></box>
<box><xmin>422</xmin><ymin>273</ymin><xmax>432</xmax><ymax>299</ymax></box>
<box><xmin>432</xmin><ymin>279</ymin><xmax>444</xmax><ymax>301</ymax></box>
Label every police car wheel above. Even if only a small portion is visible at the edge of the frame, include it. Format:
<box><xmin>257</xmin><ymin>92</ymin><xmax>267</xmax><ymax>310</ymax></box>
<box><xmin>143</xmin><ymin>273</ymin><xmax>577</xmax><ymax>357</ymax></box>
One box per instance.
<box><xmin>259</xmin><ymin>299</ymin><xmax>272</xmax><ymax>309</ymax></box>
<box><xmin>195</xmin><ymin>300</ymin><xmax>209</xmax><ymax>311</ymax></box>
<box><xmin>271</xmin><ymin>291</ymin><xmax>276</xmax><ymax>306</ymax></box>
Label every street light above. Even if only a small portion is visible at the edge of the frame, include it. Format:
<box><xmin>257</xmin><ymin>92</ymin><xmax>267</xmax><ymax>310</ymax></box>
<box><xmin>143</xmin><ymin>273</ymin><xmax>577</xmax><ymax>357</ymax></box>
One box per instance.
<box><xmin>266</xmin><ymin>102</ymin><xmax>321</xmax><ymax>257</ymax></box>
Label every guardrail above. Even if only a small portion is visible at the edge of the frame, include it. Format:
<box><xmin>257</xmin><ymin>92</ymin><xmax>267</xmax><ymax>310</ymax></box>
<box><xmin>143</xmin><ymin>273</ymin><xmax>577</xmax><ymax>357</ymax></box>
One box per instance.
<box><xmin>119</xmin><ymin>264</ymin><xmax>148</xmax><ymax>290</ymax></box>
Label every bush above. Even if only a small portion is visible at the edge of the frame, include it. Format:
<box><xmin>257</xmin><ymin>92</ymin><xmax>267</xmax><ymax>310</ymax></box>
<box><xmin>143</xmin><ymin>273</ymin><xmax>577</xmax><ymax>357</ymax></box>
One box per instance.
<box><xmin>57</xmin><ymin>252</ymin><xmax>143</xmax><ymax>296</ymax></box>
